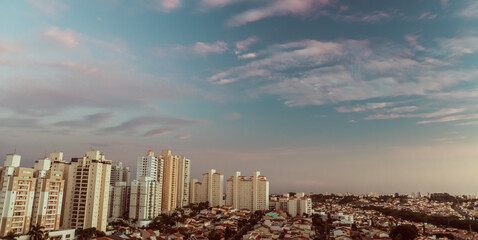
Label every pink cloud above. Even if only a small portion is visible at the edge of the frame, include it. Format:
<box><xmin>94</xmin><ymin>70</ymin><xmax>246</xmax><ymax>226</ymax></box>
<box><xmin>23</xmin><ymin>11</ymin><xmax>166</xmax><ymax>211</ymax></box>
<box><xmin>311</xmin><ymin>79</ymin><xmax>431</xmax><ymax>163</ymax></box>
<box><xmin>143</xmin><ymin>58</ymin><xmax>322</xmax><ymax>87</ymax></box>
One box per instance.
<box><xmin>404</xmin><ymin>34</ymin><xmax>425</xmax><ymax>51</ymax></box>
<box><xmin>235</xmin><ymin>36</ymin><xmax>259</xmax><ymax>53</ymax></box>
<box><xmin>0</xmin><ymin>42</ymin><xmax>22</xmax><ymax>54</ymax></box>
<box><xmin>143</xmin><ymin>128</ymin><xmax>173</xmax><ymax>137</ymax></box>
<box><xmin>338</xmin><ymin>5</ymin><xmax>349</xmax><ymax>13</ymax></box>
<box><xmin>342</xmin><ymin>10</ymin><xmax>393</xmax><ymax>22</ymax></box>
<box><xmin>224</xmin><ymin>112</ymin><xmax>241</xmax><ymax>120</ymax></box>
<box><xmin>146</xmin><ymin>0</ymin><xmax>181</xmax><ymax>11</ymax></box>
<box><xmin>237</xmin><ymin>52</ymin><xmax>257</xmax><ymax>60</ymax></box>
<box><xmin>43</xmin><ymin>26</ymin><xmax>78</xmax><ymax>48</ymax></box>
<box><xmin>226</xmin><ymin>0</ymin><xmax>330</xmax><ymax>27</ymax></box>
<box><xmin>418</xmin><ymin>12</ymin><xmax>437</xmax><ymax>20</ymax></box>
<box><xmin>177</xmin><ymin>134</ymin><xmax>192</xmax><ymax>140</ymax></box>
<box><xmin>27</xmin><ymin>0</ymin><xmax>67</xmax><ymax>17</ymax></box>
<box><xmin>192</xmin><ymin>41</ymin><xmax>228</xmax><ymax>56</ymax></box>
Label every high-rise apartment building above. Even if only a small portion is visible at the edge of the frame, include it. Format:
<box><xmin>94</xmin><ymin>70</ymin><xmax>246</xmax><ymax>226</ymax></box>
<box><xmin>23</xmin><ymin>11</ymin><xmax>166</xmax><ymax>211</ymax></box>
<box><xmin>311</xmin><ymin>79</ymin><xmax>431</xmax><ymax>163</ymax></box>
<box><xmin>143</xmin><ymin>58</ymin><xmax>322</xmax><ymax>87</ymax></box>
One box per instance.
<box><xmin>160</xmin><ymin>150</ymin><xmax>178</xmax><ymax>212</ymax></box>
<box><xmin>49</xmin><ymin>152</ymin><xmax>70</xmax><ymax>229</ymax></box>
<box><xmin>176</xmin><ymin>156</ymin><xmax>190</xmax><ymax>208</ymax></box>
<box><xmin>108</xmin><ymin>161</ymin><xmax>130</xmax><ymax>219</ymax></box>
<box><xmin>129</xmin><ymin>177</ymin><xmax>162</xmax><ymax>221</ymax></box>
<box><xmin>226</xmin><ymin>171</ymin><xmax>269</xmax><ymax>211</ymax></box>
<box><xmin>129</xmin><ymin>151</ymin><xmax>163</xmax><ymax>221</ymax></box>
<box><xmin>190</xmin><ymin>169</ymin><xmax>224</xmax><ymax>207</ymax></box>
<box><xmin>62</xmin><ymin>150</ymin><xmax>111</xmax><ymax>232</ymax></box>
<box><xmin>0</xmin><ymin>154</ymin><xmax>37</xmax><ymax>236</ymax></box>
<box><xmin>31</xmin><ymin>157</ymin><xmax>65</xmax><ymax>231</ymax></box>
<box><xmin>110</xmin><ymin>162</ymin><xmax>130</xmax><ymax>186</ymax></box>
<box><xmin>109</xmin><ymin>182</ymin><xmax>130</xmax><ymax>219</ymax></box>
<box><xmin>137</xmin><ymin>151</ymin><xmax>159</xmax><ymax>179</ymax></box>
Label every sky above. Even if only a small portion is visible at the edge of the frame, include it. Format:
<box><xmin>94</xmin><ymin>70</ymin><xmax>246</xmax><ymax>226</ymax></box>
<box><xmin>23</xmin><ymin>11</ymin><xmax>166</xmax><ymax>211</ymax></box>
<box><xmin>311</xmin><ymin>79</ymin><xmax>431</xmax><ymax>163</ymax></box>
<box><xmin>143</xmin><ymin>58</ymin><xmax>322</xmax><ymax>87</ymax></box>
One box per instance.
<box><xmin>1</xmin><ymin>0</ymin><xmax>478</xmax><ymax>195</ymax></box>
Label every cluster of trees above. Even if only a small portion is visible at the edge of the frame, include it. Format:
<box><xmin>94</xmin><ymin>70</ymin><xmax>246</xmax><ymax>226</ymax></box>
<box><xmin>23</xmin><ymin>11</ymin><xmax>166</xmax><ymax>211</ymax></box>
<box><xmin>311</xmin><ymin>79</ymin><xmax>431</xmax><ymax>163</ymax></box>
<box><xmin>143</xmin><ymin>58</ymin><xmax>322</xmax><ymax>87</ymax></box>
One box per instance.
<box><xmin>3</xmin><ymin>224</ymin><xmax>52</xmax><ymax>240</ymax></box>
<box><xmin>389</xmin><ymin>224</ymin><xmax>419</xmax><ymax>240</ymax></box>
<box><xmin>363</xmin><ymin>206</ymin><xmax>478</xmax><ymax>232</ymax></box>
<box><xmin>147</xmin><ymin>202</ymin><xmax>210</xmax><ymax>235</ymax></box>
<box><xmin>76</xmin><ymin>228</ymin><xmax>106</xmax><ymax>240</ymax></box>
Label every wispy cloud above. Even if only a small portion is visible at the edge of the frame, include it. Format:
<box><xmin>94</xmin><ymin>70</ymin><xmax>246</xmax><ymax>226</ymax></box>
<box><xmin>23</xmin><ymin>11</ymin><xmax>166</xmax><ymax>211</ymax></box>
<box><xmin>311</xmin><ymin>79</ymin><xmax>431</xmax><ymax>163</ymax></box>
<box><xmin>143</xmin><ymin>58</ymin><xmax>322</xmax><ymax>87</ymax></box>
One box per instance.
<box><xmin>177</xmin><ymin>134</ymin><xmax>192</xmax><ymax>140</ymax></box>
<box><xmin>418</xmin><ymin>12</ymin><xmax>437</xmax><ymax>20</ymax></box>
<box><xmin>365</xmin><ymin>108</ymin><xmax>465</xmax><ymax>120</ymax></box>
<box><xmin>417</xmin><ymin>114</ymin><xmax>478</xmax><ymax>124</ymax></box>
<box><xmin>438</xmin><ymin>36</ymin><xmax>478</xmax><ymax>57</ymax></box>
<box><xmin>339</xmin><ymin>10</ymin><xmax>396</xmax><ymax>23</ymax></box>
<box><xmin>237</xmin><ymin>52</ymin><xmax>258</xmax><ymax>60</ymax></box>
<box><xmin>404</xmin><ymin>34</ymin><xmax>425</xmax><ymax>51</ymax></box>
<box><xmin>143</xmin><ymin>128</ymin><xmax>174</xmax><ymax>137</ymax></box>
<box><xmin>192</xmin><ymin>41</ymin><xmax>228</xmax><ymax>56</ymax></box>
<box><xmin>223</xmin><ymin>112</ymin><xmax>241</xmax><ymax>120</ymax></box>
<box><xmin>459</xmin><ymin>1</ymin><xmax>478</xmax><ymax>19</ymax></box>
<box><xmin>27</xmin><ymin>0</ymin><xmax>67</xmax><ymax>17</ymax></box>
<box><xmin>336</xmin><ymin>102</ymin><xmax>394</xmax><ymax>113</ymax></box>
<box><xmin>209</xmin><ymin>35</ymin><xmax>478</xmax><ymax>108</ymax></box>
<box><xmin>235</xmin><ymin>36</ymin><xmax>259</xmax><ymax>54</ymax></box>
<box><xmin>144</xmin><ymin>0</ymin><xmax>181</xmax><ymax>12</ymax></box>
<box><xmin>226</xmin><ymin>0</ymin><xmax>331</xmax><ymax>27</ymax></box>
<box><xmin>54</xmin><ymin>113</ymin><xmax>113</xmax><ymax>127</ymax></box>
<box><xmin>0</xmin><ymin>42</ymin><xmax>22</xmax><ymax>54</ymax></box>
<box><xmin>43</xmin><ymin>26</ymin><xmax>78</xmax><ymax>48</ymax></box>
<box><xmin>100</xmin><ymin>116</ymin><xmax>205</xmax><ymax>135</ymax></box>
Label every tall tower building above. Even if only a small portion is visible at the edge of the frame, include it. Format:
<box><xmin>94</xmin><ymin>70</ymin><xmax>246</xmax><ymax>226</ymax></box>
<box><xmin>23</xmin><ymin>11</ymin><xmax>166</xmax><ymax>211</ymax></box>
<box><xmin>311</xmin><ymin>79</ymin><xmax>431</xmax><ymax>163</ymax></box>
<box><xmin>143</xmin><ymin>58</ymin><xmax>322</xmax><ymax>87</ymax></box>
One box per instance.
<box><xmin>62</xmin><ymin>150</ymin><xmax>111</xmax><ymax>232</ymax></box>
<box><xmin>137</xmin><ymin>151</ymin><xmax>158</xmax><ymax>179</ymax></box>
<box><xmin>160</xmin><ymin>150</ymin><xmax>178</xmax><ymax>212</ymax></box>
<box><xmin>49</xmin><ymin>152</ymin><xmax>70</xmax><ymax>229</ymax></box>
<box><xmin>176</xmin><ymin>156</ymin><xmax>190</xmax><ymax>208</ymax></box>
<box><xmin>226</xmin><ymin>171</ymin><xmax>269</xmax><ymax>211</ymax></box>
<box><xmin>110</xmin><ymin>162</ymin><xmax>130</xmax><ymax>186</ymax></box>
<box><xmin>110</xmin><ymin>182</ymin><xmax>130</xmax><ymax>219</ymax></box>
<box><xmin>129</xmin><ymin>151</ymin><xmax>163</xmax><ymax>221</ymax></box>
<box><xmin>190</xmin><ymin>169</ymin><xmax>223</xmax><ymax>207</ymax></box>
<box><xmin>0</xmin><ymin>154</ymin><xmax>37</xmax><ymax>236</ymax></box>
<box><xmin>108</xmin><ymin>161</ymin><xmax>130</xmax><ymax>219</ymax></box>
<box><xmin>31</xmin><ymin>157</ymin><xmax>65</xmax><ymax>231</ymax></box>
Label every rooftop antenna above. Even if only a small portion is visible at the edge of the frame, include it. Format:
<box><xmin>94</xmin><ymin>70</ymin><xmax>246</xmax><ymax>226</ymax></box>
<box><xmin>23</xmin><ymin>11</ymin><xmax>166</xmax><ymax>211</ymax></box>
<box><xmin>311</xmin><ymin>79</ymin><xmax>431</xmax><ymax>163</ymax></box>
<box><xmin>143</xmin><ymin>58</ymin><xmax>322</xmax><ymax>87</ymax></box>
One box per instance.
<box><xmin>14</xmin><ymin>144</ymin><xmax>17</xmax><ymax>154</ymax></box>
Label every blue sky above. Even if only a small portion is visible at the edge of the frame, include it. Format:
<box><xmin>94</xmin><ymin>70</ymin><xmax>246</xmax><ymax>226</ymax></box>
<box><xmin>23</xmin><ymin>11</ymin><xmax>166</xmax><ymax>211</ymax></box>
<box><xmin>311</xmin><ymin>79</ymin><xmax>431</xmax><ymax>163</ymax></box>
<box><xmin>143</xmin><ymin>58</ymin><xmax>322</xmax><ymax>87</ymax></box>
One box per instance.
<box><xmin>1</xmin><ymin>0</ymin><xmax>478</xmax><ymax>194</ymax></box>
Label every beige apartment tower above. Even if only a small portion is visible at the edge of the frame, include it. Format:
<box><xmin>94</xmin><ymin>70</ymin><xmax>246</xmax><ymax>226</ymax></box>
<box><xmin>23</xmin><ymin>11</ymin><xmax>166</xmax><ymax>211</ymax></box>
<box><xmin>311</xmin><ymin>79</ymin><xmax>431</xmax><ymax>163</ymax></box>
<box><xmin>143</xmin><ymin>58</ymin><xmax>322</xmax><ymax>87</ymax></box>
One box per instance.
<box><xmin>160</xmin><ymin>150</ymin><xmax>178</xmax><ymax>212</ymax></box>
<box><xmin>0</xmin><ymin>154</ymin><xmax>36</xmax><ymax>236</ymax></box>
<box><xmin>226</xmin><ymin>171</ymin><xmax>269</xmax><ymax>211</ymax></box>
<box><xmin>176</xmin><ymin>156</ymin><xmax>190</xmax><ymax>208</ymax></box>
<box><xmin>49</xmin><ymin>152</ymin><xmax>70</xmax><ymax>229</ymax></box>
<box><xmin>129</xmin><ymin>151</ymin><xmax>163</xmax><ymax>220</ymax></box>
<box><xmin>62</xmin><ymin>150</ymin><xmax>112</xmax><ymax>232</ymax></box>
<box><xmin>31</xmin><ymin>157</ymin><xmax>65</xmax><ymax>231</ymax></box>
<box><xmin>190</xmin><ymin>169</ymin><xmax>224</xmax><ymax>207</ymax></box>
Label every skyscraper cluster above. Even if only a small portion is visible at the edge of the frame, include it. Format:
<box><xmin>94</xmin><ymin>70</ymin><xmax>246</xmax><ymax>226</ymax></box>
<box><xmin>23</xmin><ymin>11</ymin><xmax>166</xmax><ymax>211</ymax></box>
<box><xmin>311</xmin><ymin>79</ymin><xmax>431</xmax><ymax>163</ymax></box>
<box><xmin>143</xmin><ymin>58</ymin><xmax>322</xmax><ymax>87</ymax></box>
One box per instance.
<box><xmin>0</xmin><ymin>149</ymin><xmax>271</xmax><ymax>236</ymax></box>
<box><xmin>127</xmin><ymin>150</ymin><xmax>191</xmax><ymax>224</ymax></box>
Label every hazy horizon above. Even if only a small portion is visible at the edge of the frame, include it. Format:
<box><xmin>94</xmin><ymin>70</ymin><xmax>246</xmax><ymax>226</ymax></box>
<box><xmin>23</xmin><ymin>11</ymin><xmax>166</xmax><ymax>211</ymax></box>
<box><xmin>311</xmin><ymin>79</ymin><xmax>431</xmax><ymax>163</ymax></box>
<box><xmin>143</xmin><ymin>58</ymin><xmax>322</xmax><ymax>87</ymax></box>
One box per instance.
<box><xmin>1</xmin><ymin>0</ymin><xmax>477</xmax><ymax>195</ymax></box>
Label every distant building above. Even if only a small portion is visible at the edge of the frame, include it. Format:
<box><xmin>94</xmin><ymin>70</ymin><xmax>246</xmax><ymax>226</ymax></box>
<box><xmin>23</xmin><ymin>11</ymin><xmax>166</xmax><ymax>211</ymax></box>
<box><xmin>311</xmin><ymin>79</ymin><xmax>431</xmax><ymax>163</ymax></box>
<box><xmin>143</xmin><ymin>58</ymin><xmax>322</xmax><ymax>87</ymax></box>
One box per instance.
<box><xmin>108</xmin><ymin>161</ymin><xmax>130</xmax><ymax>219</ymax></box>
<box><xmin>270</xmin><ymin>193</ymin><xmax>312</xmax><ymax>217</ymax></box>
<box><xmin>226</xmin><ymin>171</ymin><xmax>269</xmax><ymax>211</ymax></box>
<box><xmin>190</xmin><ymin>169</ymin><xmax>224</xmax><ymax>207</ymax></box>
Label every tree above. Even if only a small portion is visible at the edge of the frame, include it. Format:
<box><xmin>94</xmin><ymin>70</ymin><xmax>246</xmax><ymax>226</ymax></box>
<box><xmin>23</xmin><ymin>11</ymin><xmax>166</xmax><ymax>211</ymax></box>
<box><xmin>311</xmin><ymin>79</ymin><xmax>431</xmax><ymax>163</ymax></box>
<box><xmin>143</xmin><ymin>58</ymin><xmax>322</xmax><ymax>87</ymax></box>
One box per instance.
<box><xmin>3</xmin><ymin>231</ymin><xmax>18</xmax><ymax>240</ymax></box>
<box><xmin>207</xmin><ymin>230</ymin><xmax>221</xmax><ymax>240</ymax></box>
<box><xmin>390</xmin><ymin>224</ymin><xmax>419</xmax><ymax>240</ymax></box>
<box><xmin>28</xmin><ymin>224</ymin><xmax>48</xmax><ymax>240</ymax></box>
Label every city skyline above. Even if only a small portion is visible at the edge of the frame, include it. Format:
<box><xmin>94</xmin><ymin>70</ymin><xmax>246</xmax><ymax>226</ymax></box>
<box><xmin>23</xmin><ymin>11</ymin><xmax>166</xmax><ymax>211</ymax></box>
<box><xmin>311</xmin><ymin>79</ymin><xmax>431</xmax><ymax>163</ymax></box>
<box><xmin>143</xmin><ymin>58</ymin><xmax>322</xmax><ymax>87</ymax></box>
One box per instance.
<box><xmin>1</xmin><ymin>0</ymin><xmax>478</xmax><ymax>195</ymax></box>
